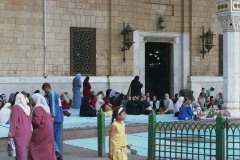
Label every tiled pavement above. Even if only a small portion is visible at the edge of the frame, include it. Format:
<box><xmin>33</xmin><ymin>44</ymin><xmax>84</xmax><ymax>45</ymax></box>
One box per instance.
<box><xmin>0</xmin><ymin>144</ymin><xmax>147</xmax><ymax>160</ymax></box>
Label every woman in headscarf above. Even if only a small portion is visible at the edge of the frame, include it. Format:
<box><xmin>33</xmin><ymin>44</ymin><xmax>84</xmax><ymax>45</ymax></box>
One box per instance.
<box><xmin>8</xmin><ymin>93</ymin><xmax>31</xmax><ymax>160</ymax></box>
<box><xmin>60</xmin><ymin>93</ymin><xmax>71</xmax><ymax>117</ymax></box>
<box><xmin>0</xmin><ymin>98</ymin><xmax>5</xmax><ymax>110</ymax></box>
<box><xmin>1</xmin><ymin>94</ymin><xmax>7</xmax><ymax>103</ymax></box>
<box><xmin>126</xmin><ymin>96</ymin><xmax>140</xmax><ymax>115</ymax></box>
<box><xmin>109</xmin><ymin>90</ymin><xmax>116</xmax><ymax>104</ymax></box>
<box><xmin>0</xmin><ymin>102</ymin><xmax>11</xmax><ymax>125</ymax></box>
<box><xmin>159</xmin><ymin>93</ymin><xmax>174</xmax><ymax>114</ymax></box>
<box><xmin>90</xmin><ymin>94</ymin><xmax>98</xmax><ymax>108</ymax></box>
<box><xmin>11</xmin><ymin>91</ymin><xmax>19</xmax><ymax>107</ymax></box>
<box><xmin>72</xmin><ymin>73</ymin><xmax>82</xmax><ymax>109</ymax></box>
<box><xmin>178</xmin><ymin>97</ymin><xmax>194</xmax><ymax>120</ymax></box>
<box><xmin>28</xmin><ymin>93</ymin><xmax>56</xmax><ymax>160</ymax></box>
<box><xmin>83</xmin><ymin>76</ymin><xmax>92</xmax><ymax>99</ymax></box>
<box><xmin>95</xmin><ymin>94</ymin><xmax>105</xmax><ymax>112</ymax></box>
<box><xmin>150</xmin><ymin>96</ymin><xmax>160</xmax><ymax>113</ymax></box>
<box><xmin>79</xmin><ymin>97</ymin><xmax>97</xmax><ymax>117</ymax></box>
<box><xmin>174</xmin><ymin>96</ymin><xmax>184</xmax><ymax>117</ymax></box>
<box><xmin>129</xmin><ymin>76</ymin><xmax>143</xmax><ymax>96</ymax></box>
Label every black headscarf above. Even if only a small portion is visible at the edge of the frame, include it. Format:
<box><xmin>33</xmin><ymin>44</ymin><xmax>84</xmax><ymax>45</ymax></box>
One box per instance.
<box><xmin>134</xmin><ymin>76</ymin><xmax>139</xmax><ymax>81</ymax></box>
<box><xmin>83</xmin><ymin>76</ymin><xmax>90</xmax><ymax>87</ymax></box>
<box><xmin>0</xmin><ymin>98</ymin><xmax>4</xmax><ymax>110</ymax></box>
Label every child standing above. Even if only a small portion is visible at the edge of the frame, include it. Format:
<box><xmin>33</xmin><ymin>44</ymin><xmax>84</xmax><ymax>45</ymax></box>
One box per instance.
<box><xmin>108</xmin><ymin>107</ymin><xmax>131</xmax><ymax>160</ymax></box>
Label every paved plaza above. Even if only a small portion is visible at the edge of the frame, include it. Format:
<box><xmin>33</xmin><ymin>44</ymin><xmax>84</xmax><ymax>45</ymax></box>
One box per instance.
<box><xmin>1</xmin><ymin>109</ymin><xmax>239</xmax><ymax>159</ymax></box>
<box><xmin>0</xmin><ymin>144</ymin><xmax>147</xmax><ymax>160</ymax></box>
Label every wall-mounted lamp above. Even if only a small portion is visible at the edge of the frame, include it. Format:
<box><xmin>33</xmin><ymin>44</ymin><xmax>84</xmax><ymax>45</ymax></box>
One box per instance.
<box><xmin>158</xmin><ymin>16</ymin><xmax>165</xmax><ymax>29</ymax></box>
<box><xmin>200</xmin><ymin>26</ymin><xmax>215</xmax><ymax>58</ymax></box>
<box><xmin>121</xmin><ymin>22</ymin><xmax>135</xmax><ymax>63</ymax></box>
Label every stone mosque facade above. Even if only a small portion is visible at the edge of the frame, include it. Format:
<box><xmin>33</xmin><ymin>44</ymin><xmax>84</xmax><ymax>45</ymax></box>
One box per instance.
<box><xmin>0</xmin><ymin>0</ymin><xmax>239</xmax><ymax>115</ymax></box>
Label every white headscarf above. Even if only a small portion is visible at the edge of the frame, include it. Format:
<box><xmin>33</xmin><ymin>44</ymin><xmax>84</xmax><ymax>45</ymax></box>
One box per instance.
<box><xmin>163</xmin><ymin>93</ymin><xmax>169</xmax><ymax>106</ymax></box>
<box><xmin>0</xmin><ymin>103</ymin><xmax>11</xmax><ymax>125</ymax></box>
<box><xmin>62</xmin><ymin>93</ymin><xmax>70</xmax><ymax>103</ymax></box>
<box><xmin>98</xmin><ymin>94</ymin><xmax>102</xmax><ymax>99</ymax></box>
<box><xmin>109</xmin><ymin>90</ymin><xmax>116</xmax><ymax>98</ymax></box>
<box><xmin>178</xmin><ymin>97</ymin><xmax>184</xmax><ymax>105</ymax></box>
<box><xmin>15</xmin><ymin>93</ymin><xmax>31</xmax><ymax>116</ymax></box>
<box><xmin>32</xmin><ymin>93</ymin><xmax>51</xmax><ymax>114</ymax></box>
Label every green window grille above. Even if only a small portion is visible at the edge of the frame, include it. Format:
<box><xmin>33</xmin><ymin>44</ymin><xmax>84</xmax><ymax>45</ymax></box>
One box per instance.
<box><xmin>70</xmin><ymin>27</ymin><xmax>96</xmax><ymax>76</ymax></box>
<box><xmin>219</xmin><ymin>34</ymin><xmax>223</xmax><ymax>76</ymax></box>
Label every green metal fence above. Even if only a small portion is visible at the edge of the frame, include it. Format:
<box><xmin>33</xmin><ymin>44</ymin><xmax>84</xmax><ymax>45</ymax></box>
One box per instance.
<box><xmin>148</xmin><ymin>112</ymin><xmax>240</xmax><ymax>160</ymax></box>
<box><xmin>155</xmin><ymin>122</ymin><xmax>216</xmax><ymax>160</ymax></box>
<box><xmin>226</xmin><ymin>121</ymin><xmax>240</xmax><ymax>160</ymax></box>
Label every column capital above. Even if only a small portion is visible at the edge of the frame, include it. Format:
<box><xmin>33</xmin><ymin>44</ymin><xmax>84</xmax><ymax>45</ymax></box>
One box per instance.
<box><xmin>216</xmin><ymin>0</ymin><xmax>240</xmax><ymax>31</ymax></box>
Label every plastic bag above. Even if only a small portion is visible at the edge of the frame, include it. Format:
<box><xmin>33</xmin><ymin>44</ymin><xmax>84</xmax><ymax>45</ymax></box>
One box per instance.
<box><xmin>7</xmin><ymin>138</ymin><xmax>16</xmax><ymax>157</ymax></box>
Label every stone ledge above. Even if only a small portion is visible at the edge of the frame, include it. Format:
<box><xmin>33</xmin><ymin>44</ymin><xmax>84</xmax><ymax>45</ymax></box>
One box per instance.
<box><xmin>0</xmin><ymin>76</ymin><xmax>134</xmax><ymax>84</ymax></box>
<box><xmin>189</xmin><ymin>76</ymin><xmax>223</xmax><ymax>83</ymax></box>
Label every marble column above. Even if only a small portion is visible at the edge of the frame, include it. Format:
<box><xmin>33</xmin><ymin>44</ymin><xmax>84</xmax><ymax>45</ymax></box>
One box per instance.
<box><xmin>216</xmin><ymin>0</ymin><xmax>240</xmax><ymax>116</ymax></box>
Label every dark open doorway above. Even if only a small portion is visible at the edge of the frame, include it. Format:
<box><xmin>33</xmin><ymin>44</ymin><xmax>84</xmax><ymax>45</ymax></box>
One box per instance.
<box><xmin>145</xmin><ymin>42</ymin><xmax>171</xmax><ymax>99</ymax></box>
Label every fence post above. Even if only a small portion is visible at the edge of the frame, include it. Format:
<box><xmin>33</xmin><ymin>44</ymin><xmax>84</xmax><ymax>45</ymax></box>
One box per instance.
<box><xmin>97</xmin><ymin>108</ymin><xmax>105</xmax><ymax>157</ymax></box>
<box><xmin>216</xmin><ymin>111</ymin><xmax>225</xmax><ymax>160</ymax></box>
<box><xmin>148</xmin><ymin>110</ymin><xmax>156</xmax><ymax>160</ymax></box>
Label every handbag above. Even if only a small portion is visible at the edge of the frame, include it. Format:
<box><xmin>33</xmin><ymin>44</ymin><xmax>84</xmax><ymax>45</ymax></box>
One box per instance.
<box><xmin>7</xmin><ymin>138</ymin><xmax>16</xmax><ymax>157</ymax></box>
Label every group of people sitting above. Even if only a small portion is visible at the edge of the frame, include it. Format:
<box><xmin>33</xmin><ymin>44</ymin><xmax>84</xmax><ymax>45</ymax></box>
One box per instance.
<box><xmin>173</xmin><ymin>88</ymin><xmax>224</xmax><ymax>120</ymax></box>
<box><xmin>125</xmin><ymin>93</ymin><xmax>174</xmax><ymax>115</ymax></box>
<box><xmin>79</xmin><ymin>90</ymin><xmax>123</xmax><ymax>117</ymax></box>
<box><xmin>0</xmin><ymin>90</ymin><xmax>74</xmax><ymax>126</ymax></box>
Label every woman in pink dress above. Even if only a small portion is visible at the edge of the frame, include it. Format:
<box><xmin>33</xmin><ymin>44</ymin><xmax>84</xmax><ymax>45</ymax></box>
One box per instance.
<box><xmin>8</xmin><ymin>93</ymin><xmax>32</xmax><ymax>160</ymax></box>
<box><xmin>28</xmin><ymin>93</ymin><xmax>56</xmax><ymax>160</ymax></box>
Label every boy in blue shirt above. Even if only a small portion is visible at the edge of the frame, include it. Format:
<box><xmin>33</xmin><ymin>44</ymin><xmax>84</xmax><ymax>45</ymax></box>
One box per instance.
<box><xmin>42</xmin><ymin>83</ymin><xmax>63</xmax><ymax>160</ymax></box>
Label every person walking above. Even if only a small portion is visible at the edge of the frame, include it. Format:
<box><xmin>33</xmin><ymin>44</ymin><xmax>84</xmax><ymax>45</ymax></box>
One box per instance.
<box><xmin>42</xmin><ymin>83</ymin><xmax>64</xmax><ymax>160</ymax></box>
<box><xmin>8</xmin><ymin>93</ymin><xmax>31</xmax><ymax>160</ymax></box>
<box><xmin>28</xmin><ymin>93</ymin><xmax>56</xmax><ymax>160</ymax></box>
<box><xmin>108</xmin><ymin>107</ymin><xmax>131</xmax><ymax>160</ymax></box>
<box><xmin>72</xmin><ymin>73</ymin><xmax>82</xmax><ymax>109</ymax></box>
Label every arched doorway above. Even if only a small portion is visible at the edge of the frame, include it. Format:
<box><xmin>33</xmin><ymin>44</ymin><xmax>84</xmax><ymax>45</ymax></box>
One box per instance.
<box><xmin>145</xmin><ymin>42</ymin><xmax>171</xmax><ymax>99</ymax></box>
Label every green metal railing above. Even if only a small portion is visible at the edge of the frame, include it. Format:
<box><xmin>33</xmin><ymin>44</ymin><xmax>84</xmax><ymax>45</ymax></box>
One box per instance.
<box><xmin>148</xmin><ymin>112</ymin><xmax>240</xmax><ymax>160</ymax></box>
<box><xmin>155</xmin><ymin>122</ymin><xmax>217</xmax><ymax>160</ymax></box>
<box><xmin>226</xmin><ymin>121</ymin><xmax>240</xmax><ymax>160</ymax></box>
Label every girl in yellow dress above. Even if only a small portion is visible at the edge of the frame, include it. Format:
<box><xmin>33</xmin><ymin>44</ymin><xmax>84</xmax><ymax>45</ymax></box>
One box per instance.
<box><xmin>108</xmin><ymin>107</ymin><xmax>131</xmax><ymax>160</ymax></box>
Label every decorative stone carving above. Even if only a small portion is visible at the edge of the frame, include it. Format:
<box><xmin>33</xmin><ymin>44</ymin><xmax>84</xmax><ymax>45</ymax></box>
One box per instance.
<box><xmin>216</xmin><ymin>0</ymin><xmax>229</xmax><ymax>13</ymax></box>
<box><xmin>233</xmin><ymin>0</ymin><xmax>240</xmax><ymax>11</ymax></box>
<box><xmin>218</xmin><ymin>15</ymin><xmax>240</xmax><ymax>30</ymax></box>
<box><xmin>144</xmin><ymin>37</ymin><xmax>176</xmax><ymax>43</ymax></box>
